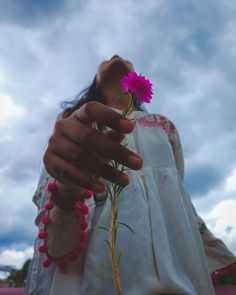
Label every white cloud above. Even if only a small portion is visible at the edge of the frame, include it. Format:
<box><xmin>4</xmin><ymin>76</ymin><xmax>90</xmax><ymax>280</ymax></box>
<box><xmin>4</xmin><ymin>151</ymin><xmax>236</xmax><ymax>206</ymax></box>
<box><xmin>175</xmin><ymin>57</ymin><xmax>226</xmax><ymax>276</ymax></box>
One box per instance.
<box><xmin>204</xmin><ymin>200</ymin><xmax>236</xmax><ymax>254</ymax></box>
<box><xmin>0</xmin><ymin>247</ymin><xmax>34</xmax><ymax>278</ymax></box>
<box><xmin>193</xmin><ymin>168</ymin><xmax>236</xmax><ymax>254</ymax></box>
<box><xmin>0</xmin><ymin>69</ymin><xmax>7</xmax><ymax>86</ymax></box>
<box><xmin>225</xmin><ymin>169</ymin><xmax>236</xmax><ymax>192</ymax></box>
<box><xmin>0</xmin><ymin>247</ymin><xmax>33</xmax><ymax>269</ymax></box>
<box><xmin>0</xmin><ymin>93</ymin><xmax>26</xmax><ymax>125</ymax></box>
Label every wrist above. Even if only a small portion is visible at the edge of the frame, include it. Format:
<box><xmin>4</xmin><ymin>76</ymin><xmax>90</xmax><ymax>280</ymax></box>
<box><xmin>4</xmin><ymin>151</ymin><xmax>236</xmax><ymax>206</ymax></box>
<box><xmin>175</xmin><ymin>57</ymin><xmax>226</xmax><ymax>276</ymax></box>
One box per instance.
<box><xmin>51</xmin><ymin>182</ymin><xmax>85</xmax><ymax>211</ymax></box>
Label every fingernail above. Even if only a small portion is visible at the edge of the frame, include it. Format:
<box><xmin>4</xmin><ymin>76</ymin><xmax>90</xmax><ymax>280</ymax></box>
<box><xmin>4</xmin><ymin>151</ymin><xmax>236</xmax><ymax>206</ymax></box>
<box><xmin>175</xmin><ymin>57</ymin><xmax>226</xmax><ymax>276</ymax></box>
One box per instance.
<box><xmin>119</xmin><ymin>119</ymin><xmax>134</xmax><ymax>131</ymax></box>
<box><xmin>119</xmin><ymin>133</ymin><xmax>125</xmax><ymax>141</ymax></box>
<box><xmin>93</xmin><ymin>182</ymin><xmax>105</xmax><ymax>193</ymax></box>
<box><xmin>119</xmin><ymin>174</ymin><xmax>129</xmax><ymax>186</ymax></box>
<box><xmin>128</xmin><ymin>155</ymin><xmax>143</xmax><ymax>169</ymax></box>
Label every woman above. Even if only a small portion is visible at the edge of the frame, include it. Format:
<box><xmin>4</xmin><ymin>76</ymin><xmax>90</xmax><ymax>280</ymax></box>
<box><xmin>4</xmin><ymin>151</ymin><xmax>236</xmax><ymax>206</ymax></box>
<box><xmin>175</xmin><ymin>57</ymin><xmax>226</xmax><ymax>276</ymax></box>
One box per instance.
<box><xmin>26</xmin><ymin>55</ymin><xmax>236</xmax><ymax>294</ymax></box>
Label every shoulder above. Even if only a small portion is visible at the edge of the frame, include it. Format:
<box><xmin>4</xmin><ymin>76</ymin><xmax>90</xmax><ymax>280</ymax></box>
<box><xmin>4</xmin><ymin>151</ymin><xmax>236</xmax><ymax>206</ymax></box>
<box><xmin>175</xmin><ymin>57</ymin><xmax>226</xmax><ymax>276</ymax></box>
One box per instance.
<box><xmin>136</xmin><ymin>112</ymin><xmax>177</xmax><ymax>144</ymax></box>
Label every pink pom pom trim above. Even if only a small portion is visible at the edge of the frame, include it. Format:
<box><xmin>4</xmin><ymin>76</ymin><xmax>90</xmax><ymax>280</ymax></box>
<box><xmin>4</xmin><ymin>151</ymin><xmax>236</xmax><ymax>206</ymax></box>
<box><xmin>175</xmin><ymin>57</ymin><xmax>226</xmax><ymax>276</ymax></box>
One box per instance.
<box><xmin>80</xmin><ymin>203</ymin><xmax>89</xmax><ymax>215</ymax></box>
<box><xmin>38</xmin><ymin>230</ymin><xmax>47</xmax><ymax>239</ymax></box>
<box><xmin>45</xmin><ymin>201</ymin><xmax>54</xmax><ymax>210</ymax></box>
<box><xmin>84</xmin><ymin>190</ymin><xmax>93</xmax><ymax>199</ymax></box>
<box><xmin>38</xmin><ymin>181</ymin><xmax>92</xmax><ymax>271</ymax></box>
<box><xmin>75</xmin><ymin>209</ymin><xmax>84</xmax><ymax>220</ymax></box>
<box><xmin>42</xmin><ymin>258</ymin><xmax>52</xmax><ymax>268</ymax></box>
<box><xmin>47</xmin><ymin>181</ymin><xmax>57</xmax><ymax>192</ymax></box>
<box><xmin>41</xmin><ymin>215</ymin><xmax>51</xmax><ymax>225</ymax></box>
<box><xmin>38</xmin><ymin>244</ymin><xmax>48</xmax><ymax>253</ymax></box>
<box><xmin>80</xmin><ymin>219</ymin><xmax>88</xmax><ymax>231</ymax></box>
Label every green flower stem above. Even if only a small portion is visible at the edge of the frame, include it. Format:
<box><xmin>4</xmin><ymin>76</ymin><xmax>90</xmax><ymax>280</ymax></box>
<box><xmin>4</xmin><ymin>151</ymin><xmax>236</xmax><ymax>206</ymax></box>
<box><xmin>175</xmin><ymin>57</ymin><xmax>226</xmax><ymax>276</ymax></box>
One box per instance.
<box><xmin>109</xmin><ymin>183</ymin><xmax>122</xmax><ymax>295</ymax></box>
<box><xmin>122</xmin><ymin>93</ymin><xmax>134</xmax><ymax>117</ymax></box>
<box><xmin>108</xmin><ymin>95</ymin><xmax>135</xmax><ymax>295</ymax></box>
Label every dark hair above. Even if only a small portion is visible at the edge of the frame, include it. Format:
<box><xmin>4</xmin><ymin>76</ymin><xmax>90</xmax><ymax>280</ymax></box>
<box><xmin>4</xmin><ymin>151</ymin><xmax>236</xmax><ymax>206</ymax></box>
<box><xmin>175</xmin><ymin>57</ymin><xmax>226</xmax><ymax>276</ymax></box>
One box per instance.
<box><xmin>61</xmin><ymin>75</ymin><xmax>143</xmax><ymax>118</ymax></box>
<box><xmin>61</xmin><ymin>76</ymin><xmax>105</xmax><ymax>118</ymax></box>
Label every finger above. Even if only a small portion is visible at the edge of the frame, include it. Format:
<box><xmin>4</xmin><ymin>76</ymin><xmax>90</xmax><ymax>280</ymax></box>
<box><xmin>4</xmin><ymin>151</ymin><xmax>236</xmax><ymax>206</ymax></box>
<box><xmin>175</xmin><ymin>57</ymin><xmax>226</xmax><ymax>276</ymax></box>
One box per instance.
<box><xmin>74</xmin><ymin>101</ymin><xmax>134</xmax><ymax>134</ymax></box>
<box><xmin>105</xmin><ymin>130</ymin><xmax>125</xmax><ymax>142</ymax></box>
<box><xmin>44</xmin><ymin>152</ymin><xmax>105</xmax><ymax>193</ymax></box>
<box><xmin>49</xmin><ymin>135</ymin><xmax>129</xmax><ymax>186</ymax></box>
<box><xmin>58</xmin><ymin>122</ymin><xmax>143</xmax><ymax>170</ymax></box>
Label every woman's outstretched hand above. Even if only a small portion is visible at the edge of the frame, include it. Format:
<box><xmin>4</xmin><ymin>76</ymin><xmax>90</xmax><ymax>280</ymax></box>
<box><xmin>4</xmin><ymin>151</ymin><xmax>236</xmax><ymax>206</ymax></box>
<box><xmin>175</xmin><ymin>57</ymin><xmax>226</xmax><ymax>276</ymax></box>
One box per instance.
<box><xmin>43</xmin><ymin>101</ymin><xmax>143</xmax><ymax>193</ymax></box>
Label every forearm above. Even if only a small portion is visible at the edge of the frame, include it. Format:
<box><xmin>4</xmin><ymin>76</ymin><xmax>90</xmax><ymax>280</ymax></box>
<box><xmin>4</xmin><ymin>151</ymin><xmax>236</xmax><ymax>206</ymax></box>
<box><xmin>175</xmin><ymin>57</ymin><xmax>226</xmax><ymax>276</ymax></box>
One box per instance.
<box><xmin>46</xmin><ymin>205</ymin><xmax>82</xmax><ymax>257</ymax></box>
<box><xmin>40</xmin><ymin>182</ymin><xmax>86</xmax><ymax>256</ymax></box>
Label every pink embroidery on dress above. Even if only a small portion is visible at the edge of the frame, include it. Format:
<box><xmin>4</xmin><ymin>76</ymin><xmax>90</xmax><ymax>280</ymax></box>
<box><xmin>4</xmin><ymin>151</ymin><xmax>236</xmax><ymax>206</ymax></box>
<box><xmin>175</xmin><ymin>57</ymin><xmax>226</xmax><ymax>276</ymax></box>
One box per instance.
<box><xmin>136</xmin><ymin>114</ymin><xmax>176</xmax><ymax>145</ymax></box>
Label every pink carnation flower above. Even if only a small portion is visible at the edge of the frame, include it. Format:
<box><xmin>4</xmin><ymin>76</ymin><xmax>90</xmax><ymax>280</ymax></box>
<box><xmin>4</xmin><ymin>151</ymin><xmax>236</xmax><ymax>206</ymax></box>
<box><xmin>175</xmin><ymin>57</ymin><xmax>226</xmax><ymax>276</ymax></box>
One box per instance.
<box><xmin>120</xmin><ymin>71</ymin><xmax>153</xmax><ymax>104</ymax></box>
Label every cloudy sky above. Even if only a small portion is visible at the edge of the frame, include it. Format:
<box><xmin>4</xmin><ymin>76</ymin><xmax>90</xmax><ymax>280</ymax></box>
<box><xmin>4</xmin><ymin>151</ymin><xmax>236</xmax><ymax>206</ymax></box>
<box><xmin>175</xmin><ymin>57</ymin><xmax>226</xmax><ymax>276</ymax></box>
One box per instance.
<box><xmin>0</xmin><ymin>0</ymin><xmax>236</xmax><ymax>274</ymax></box>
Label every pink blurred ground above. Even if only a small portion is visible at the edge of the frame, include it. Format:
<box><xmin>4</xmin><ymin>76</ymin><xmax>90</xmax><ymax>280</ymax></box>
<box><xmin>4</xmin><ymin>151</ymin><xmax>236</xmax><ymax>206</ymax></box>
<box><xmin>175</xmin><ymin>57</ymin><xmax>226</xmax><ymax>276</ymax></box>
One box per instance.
<box><xmin>0</xmin><ymin>289</ymin><xmax>24</xmax><ymax>295</ymax></box>
<box><xmin>215</xmin><ymin>285</ymin><xmax>236</xmax><ymax>295</ymax></box>
<box><xmin>0</xmin><ymin>286</ymin><xmax>236</xmax><ymax>294</ymax></box>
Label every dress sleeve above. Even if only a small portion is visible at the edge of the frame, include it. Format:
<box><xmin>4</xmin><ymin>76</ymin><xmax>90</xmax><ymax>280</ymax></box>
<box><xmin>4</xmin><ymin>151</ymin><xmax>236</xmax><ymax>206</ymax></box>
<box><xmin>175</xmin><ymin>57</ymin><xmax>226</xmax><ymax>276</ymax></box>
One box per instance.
<box><xmin>171</xmin><ymin>126</ymin><xmax>185</xmax><ymax>181</ymax></box>
<box><xmin>165</xmin><ymin>117</ymin><xmax>236</xmax><ymax>283</ymax></box>
<box><xmin>191</xmin><ymin>205</ymin><xmax>236</xmax><ymax>284</ymax></box>
<box><xmin>32</xmin><ymin>166</ymin><xmax>54</xmax><ymax>225</ymax></box>
<box><xmin>26</xmin><ymin>166</ymin><xmax>56</xmax><ymax>294</ymax></box>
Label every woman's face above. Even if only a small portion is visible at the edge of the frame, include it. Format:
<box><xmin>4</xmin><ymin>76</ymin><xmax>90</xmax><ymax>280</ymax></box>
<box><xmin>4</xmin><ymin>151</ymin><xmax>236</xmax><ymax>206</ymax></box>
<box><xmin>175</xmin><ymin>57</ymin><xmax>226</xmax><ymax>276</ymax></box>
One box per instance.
<box><xmin>96</xmin><ymin>55</ymin><xmax>134</xmax><ymax>87</ymax></box>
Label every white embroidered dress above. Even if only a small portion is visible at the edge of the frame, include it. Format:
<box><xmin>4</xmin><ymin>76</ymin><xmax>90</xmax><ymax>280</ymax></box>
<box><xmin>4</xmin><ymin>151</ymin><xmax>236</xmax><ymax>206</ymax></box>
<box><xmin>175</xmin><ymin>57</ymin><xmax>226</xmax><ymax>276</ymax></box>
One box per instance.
<box><xmin>26</xmin><ymin>110</ymin><xmax>235</xmax><ymax>295</ymax></box>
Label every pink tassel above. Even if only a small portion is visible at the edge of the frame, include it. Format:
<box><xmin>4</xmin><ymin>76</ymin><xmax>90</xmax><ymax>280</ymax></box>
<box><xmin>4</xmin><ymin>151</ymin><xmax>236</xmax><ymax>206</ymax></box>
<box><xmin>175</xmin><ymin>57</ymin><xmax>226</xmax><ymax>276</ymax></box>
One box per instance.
<box><xmin>80</xmin><ymin>203</ymin><xmax>89</xmax><ymax>215</ymax></box>
<box><xmin>42</xmin><ymin>258</ymin><xmax>52</xmax><ymax>268</ymax></box>
<box><xmin>84</xmin><ymin>190</ymin><xmax>93</xmax><ymax>199</ymax></box>
<box><xmin>47</xmin><ymin>181</ymin><xmax>56</xmax><ymax>192</ymax></box>
<box><xmin>75</xmin><ymin>209</ymin><xmax>84</xmax><ymax>220</ymax></box>
<box><xmin>38</xmin><ymin>244</ymin><xmax>48</xmax><ymax>253</ymax></box>
<box><xmin>41</xmin><ymin>215</ymin><xmax>51</xmax><ymax>225</ymax></box>
<box><xmin>80</xmin><ymin>219</ymin><xmax>88</xmax><ymax>231</ymax></box>
<box><xmin>38</xmin><ymin>230</ymin><xmax>47</xmax><ymax>239</ymax></box>
<box><xmin>45</xmin><ymin>201</ymin><xmax>55</xmax><ymax>210</ymax></box>
<box><xmin>38</xmin><ymin>186</ymin><xmax>92</xmax><ymax>268</ymax></box>
<box><xmin>75</xmin><ymin>200</ymin><xmax>83</xmax><ymax>209</ymax></box>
